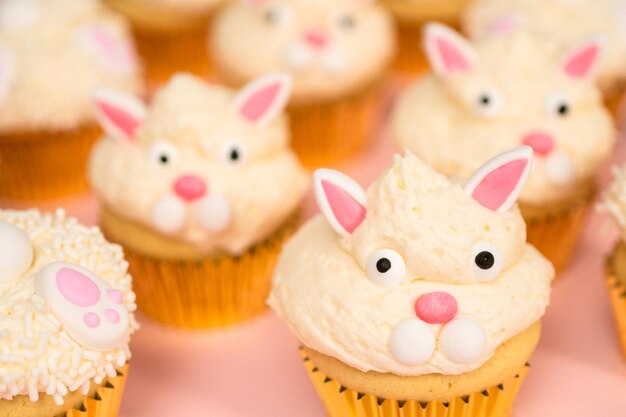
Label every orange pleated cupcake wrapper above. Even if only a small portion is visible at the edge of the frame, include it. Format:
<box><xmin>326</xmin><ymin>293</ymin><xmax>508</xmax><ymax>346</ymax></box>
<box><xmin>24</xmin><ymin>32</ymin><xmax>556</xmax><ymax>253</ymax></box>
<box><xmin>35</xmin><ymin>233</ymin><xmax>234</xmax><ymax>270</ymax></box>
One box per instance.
<box><xmin>65</xmin><ymin>364</ymin><xmax>128</xmax><ymax>417</ymax></box>
<box><xmin>522</xmin><ymin>189</ymin><xmax>593</xmax><ymax>274</ymax></box>
<box><xmin>393</xmin><ymin>24</ymin><xmax>430</xmax><ymax>75</ymax></box>
<box><xmin>136</xmin><ymin>22</ymin><xmax>214</xmax><ymax>93</ymax></box>
<box><xmin>0</xmin><ymin>124</ymin><xmax>100</xmax><ymax>200</ymax></box>
<box><xmin>125</xmin><ymin>216</ymin><xmax>298</xmax><ymax>329</ymax></box>
<box><xmin>605</xmin><ymin>244</ymin><xmax>626</xmax><ymax>359</ymax></box>
<box><xmin>301</xmin><ymin>349</ymin><xmax>529</xmax><ymax>417</ymax></box>
<box><xmin>288</xmin><ymin>83</ymin><xmax>382</xmax><ymax>169</ymax></box>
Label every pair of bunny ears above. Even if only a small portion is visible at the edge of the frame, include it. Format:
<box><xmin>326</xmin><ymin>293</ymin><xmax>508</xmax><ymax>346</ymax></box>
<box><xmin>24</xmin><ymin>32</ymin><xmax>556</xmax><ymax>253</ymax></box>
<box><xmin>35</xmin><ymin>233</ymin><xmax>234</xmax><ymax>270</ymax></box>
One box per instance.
<box><xmin>424</xmin><ymin>23</ymin><xmax>603</xmax><ymax>80</ymax></box>
<box><xmin>92</xmin><ymin>73</ymin><xmax>293</xmax><ymax>142</ymax></box>
<box><xmin>314</xmin><ymin>147</ymin><xmax>533</xmax><ymax>238</ymax></box>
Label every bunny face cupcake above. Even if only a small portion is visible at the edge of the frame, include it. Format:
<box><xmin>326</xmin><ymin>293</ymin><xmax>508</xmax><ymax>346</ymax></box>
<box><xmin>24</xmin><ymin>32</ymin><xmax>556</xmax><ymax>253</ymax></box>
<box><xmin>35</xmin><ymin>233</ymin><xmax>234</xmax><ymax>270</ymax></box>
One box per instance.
<box><xmin>212</xmin><ymin>0</ymin><xmax>395</xmax><ymax>167</ymax></box>
<box><xmin>0</xmin><ymin>208</ymin><xmax>136</xmax><ymax>416</ymax></box>
<box><xmin>602</xmin><ymin>165</ymin><xmax>626</xmax><ymax>359</ymax></box>
<box><xmin>89</xmin><ymin>73</ymin><xmax>308</xmax><ymax>328</ymax></box>
<box><xmin>105</xmin><ymin>0</ymin><xmax>226</xmax><ymax>90</ymax></box>
<box><xmin>463</xmin><ymin>0</ymin><xmax>626</xmax><ymax>101</ymax></box>
<box><xmin>270</xmin><ymin>148</ymin><xmax>553</xmax><ymax>417</ymax></box>
<box><xmin>392</xmin><ymin>24</ymin><xmax>615</xmax><ymax>272</ymax></box>
<box><xmin>0</xmin><ymin>0</ymin><xmax>142</xmax><ymax>200</ymax></box>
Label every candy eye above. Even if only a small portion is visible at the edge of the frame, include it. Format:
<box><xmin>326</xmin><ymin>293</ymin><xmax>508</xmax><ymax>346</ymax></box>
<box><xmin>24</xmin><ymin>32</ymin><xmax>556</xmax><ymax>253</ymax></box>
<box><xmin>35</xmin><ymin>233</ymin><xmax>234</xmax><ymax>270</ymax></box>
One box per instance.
<box><xmin>546</xmin><ymin>93</ymin><xmax>570</xmax><ymax>118</ymax></box>
<box><xmin>474</xmin><ymin>89</ymin><xmax>503</xmax><ymax>117</ymax></box>
<box><xmin>471</xmin><ymin>241</ymin><xmax>503</xmax><ymax>282</ymax></box>
<box><xmin>337</xmin><ymin>13</ymin><xmax>356</xmax><ymax>30</ymax></box>
<box><xmin>148</xmin><ymin>141</ymin><xmax>178</xmax><ymax>167</ymax></box>
<box><xmin>220</xmin><ymin>140</ymin><xmax>247</xmax><ymax>166</ymax></box>
<box><xmin>366</xmin><ymin>249</ymin><xmax>406</xmax><ymax>286</ymax></box>
<box><xmin>263</xmin><ymin>5</ymin><xmax>290</xmax><ymax>26</ymax></box>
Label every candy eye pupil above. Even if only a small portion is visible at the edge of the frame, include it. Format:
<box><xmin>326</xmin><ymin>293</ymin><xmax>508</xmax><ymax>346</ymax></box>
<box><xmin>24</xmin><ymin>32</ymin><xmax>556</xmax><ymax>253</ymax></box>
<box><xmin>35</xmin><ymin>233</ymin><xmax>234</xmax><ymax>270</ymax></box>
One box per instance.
<box><xmin>264</xmin><ymin>7</ymin><xmax>281</xmax><ymax>24</ymax></box>
<box><xmin>340</xmin><ymin>15</ymin><xmax>355</xmax><ymax>29</ymax></box>
<box><xmin>230</xmin><ymin>148</ymin><xmax>240</xmax><ymax>161</ymax></box>
<box><xmin>475</xmin><ymin>251</ymin><xmax>495</xmax><ymax>270</ymax></box>
<box><xmin>557</xmin><ymin>103</ymin><xmax>569</xmax><ymax>116</ymax></box>
<box><xmin>159</xmin><ymin>154</ymin><xmax>169</xmax><ymax>164</ymax></box>
<box><xmin>376</xmin><ymin>257</ymin><xmax>392</xmax><ymax>273</ymax></box>
<box><xmin>479</xmin><ymin>95</ymin><xmax>491</xmax><ymax>106</ymax></box>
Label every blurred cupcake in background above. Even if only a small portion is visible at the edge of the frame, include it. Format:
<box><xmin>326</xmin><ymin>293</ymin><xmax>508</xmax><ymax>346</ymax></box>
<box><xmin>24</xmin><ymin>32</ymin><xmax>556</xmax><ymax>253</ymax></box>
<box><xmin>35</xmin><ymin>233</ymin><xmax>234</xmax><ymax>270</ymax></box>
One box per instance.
<box><xmin>270</xmin><ymin>149</ymin><xmax>553</xmax><ymax>417</ymax></box>
<box><xmin>0</xmin><ymin>0</ymin><xmax>142</xmax><ymax>201</ymax></box>
<box><xmin>392</xmin><ymin>24</ymin><xmax>615</xmax><ymax>273</ymax></box>
<box><xmin>211</xmin><ymin>0</ymin><xmax>395</xmax><ymax>168</ymax></box>
<box><xmin>463</xmin><ymin>0</ymin><xmax>626</xmax><ymax>115</ymax></box>
<box><xmin>0</xmin><ymin>208</ymin><xmax>136</xmax><ymax>416</ymax></box>
<box><xmin>105</xmin><ymin>0</ymin><xmax>226</xmax><ymax>91</ymax></box>
<box><xmin>602</xmin><ymin>165</ymin><xmax>626</xmax><ymax>359</ymax></box>
<box><xmin>381</xmin><ymin>0</ymin><xmax>471</xmax><ymax>73</ymax></box>
<box><xmin>89</xmin><ymin>72</ymin><xmax>308</xmax><ymax>328</ymax></box>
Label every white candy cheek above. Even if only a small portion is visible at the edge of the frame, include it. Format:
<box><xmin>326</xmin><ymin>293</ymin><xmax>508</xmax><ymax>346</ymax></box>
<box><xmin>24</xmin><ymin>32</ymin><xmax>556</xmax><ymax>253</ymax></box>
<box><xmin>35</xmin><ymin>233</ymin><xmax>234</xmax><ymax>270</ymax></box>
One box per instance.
<box><xmin>0</xmin><ymin>222</ymin><xmax>33</xmax><ymax>283</ymax></box>
<box><xmin>285</xmin><ymin>43</ymin><xmax>312</xmax><ymax>70</ymax></box>
<box><xmin>439</xmin><ymin>317</ymin><xmax>486</xmax><ymax>364</ymax></box>
<box><xmin>151</xmin><ymin>195</ymin><xmax>187</xmax><ymax>234</ymax></box>
<box><xmin>389</xmin><ymin>319</ymin><xmax>436</xmax><ymax>366</ymax></box>
<box><xmin>545</xmin><ymin>152</ymin><xmax>575</xmax><ymax>186</ymax></box>
<box><xmin>323</xmin><ymin>48</ymin><xmax>346</xmax><ymax>73</ymax></box>
<box><xmin>196</xmin><ymin>195</ymin><xmax>232</xmax><ymax>232</ymax></box>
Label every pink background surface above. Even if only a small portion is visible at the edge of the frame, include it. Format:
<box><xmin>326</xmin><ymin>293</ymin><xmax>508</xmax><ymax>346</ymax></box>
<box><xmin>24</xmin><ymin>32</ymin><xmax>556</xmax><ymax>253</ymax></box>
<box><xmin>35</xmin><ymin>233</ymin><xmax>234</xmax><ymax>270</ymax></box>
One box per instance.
<box><xmin>3</xmin><ymin>83</ymin><xmax>626</xmax><ymax>417</ymax></box>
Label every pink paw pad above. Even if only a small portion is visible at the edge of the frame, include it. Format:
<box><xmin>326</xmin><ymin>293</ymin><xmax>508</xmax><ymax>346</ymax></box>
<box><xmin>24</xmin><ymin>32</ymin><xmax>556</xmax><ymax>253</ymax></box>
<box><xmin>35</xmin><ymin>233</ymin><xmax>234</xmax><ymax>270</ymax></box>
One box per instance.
<box><xmin>56</xmin><ymin>268</ymin><xmax>101</xmax><ymax>307</ymax></box>
<box><xmin>83</xmin><ymin>312</ymin><xmax>100</xmax><ymax>328</ymax></box>
<box><xmin>415</xmin><ymin>291</ymin><xmax>458</xmax><ymax>324</ymax></box>
<box><xmin>34</xmin><ymin>262</ymin><xmax>131</xmax><ymax>351</ymax></box>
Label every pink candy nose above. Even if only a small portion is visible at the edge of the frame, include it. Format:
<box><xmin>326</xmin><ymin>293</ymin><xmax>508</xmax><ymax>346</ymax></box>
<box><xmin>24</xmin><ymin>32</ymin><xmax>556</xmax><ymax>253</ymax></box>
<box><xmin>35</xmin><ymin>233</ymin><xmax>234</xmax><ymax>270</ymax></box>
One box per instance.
<box><xmin>522</xmin><ymin>131</ymin><xmax>555</xmax><ymax>156</ymax></box>
<box><xmin>415</xmin><ymin>292</ymin><xmax>458</xmax><ymax>324</ymax></box>
<box><xmin>173</xmin><ymin>174</ymin><xmax>207</xmax><ymax>202</ymax></box>
<box><xmin>303</xmin><ymin>29</ymin><xmax>328</xmax><ymax>49</ymax></box>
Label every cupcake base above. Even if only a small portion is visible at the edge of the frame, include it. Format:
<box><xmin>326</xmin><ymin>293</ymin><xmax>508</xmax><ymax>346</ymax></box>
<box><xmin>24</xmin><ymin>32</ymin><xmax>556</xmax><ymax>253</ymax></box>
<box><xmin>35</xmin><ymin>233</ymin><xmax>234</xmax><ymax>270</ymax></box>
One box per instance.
<box><xmin>101</xmin><ymin>207</ymin><xmax>300</xmax><ymax>328</ymax></box>
<box><xmin>134</xmin><ymin>24</ymin><xmax>214</xmax><ymax>93</ymax></box>
<box><xmin>0</xmin><ymin>124</ymin><xmax>101</xmax><ymax>200</ymax></box>
<box><xmin>288</xmin><ymin>84</ymin><xmax>382</xmax><ymax>169</ymax></box>
<box><xmin>520</xmin><ymin>181</ymin><xmax>594</xmax><ymax>274</ymax></box>
<box><xmin>0</xmin><ymin>364</ymin><xmax>127</xmax><ymax>417</ymax></box>
<box><xmin>605</xmin><ymin>243</ymin><xmax>626</xmax><ymax>359</ymax></box>
<box><xmin>300</xmin><ymin>323</ymin><xmax>539</xmax><ymax>417</ymax></box>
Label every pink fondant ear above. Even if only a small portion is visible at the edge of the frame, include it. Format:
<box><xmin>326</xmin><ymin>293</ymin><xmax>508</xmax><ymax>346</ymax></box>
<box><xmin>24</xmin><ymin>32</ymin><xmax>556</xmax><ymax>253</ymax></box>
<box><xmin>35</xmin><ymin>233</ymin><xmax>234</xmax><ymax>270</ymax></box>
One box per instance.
<box><xmin>561</xmin><ymin>37</ymin><xmax>604</xmax><ymax>80</ymax></box>
<box><xmin>313</xmin><ymin>169</ymin><xmax>367</xmax><ymax>237</ymax></box>
<box><xmin>423</xmin><ymin>23</ymin><xmax>478</xmax><ymax>77</ymax></box>
<box><xmin>0</xmin><ymin>48</ymin><xmax>15</xmax><ymax>103</ymax></box>
<box><xmin>464</xmin><ymin>147</ymin><xmax>532</xmax><ymax>212</ymax></box>
<box><xmin>93</xmin><ymin>87</ymin><xmax>146</xmax><ymax>142</ymax></box>
<box><xmin>80</xmin><ymin>25</ymin><xmax>138</xmax><ymax>74</ymax></box>
<box><xmin>233</xmin><ymin>73</ymin><xmax>292</xmax><ymax>126</ymax></box>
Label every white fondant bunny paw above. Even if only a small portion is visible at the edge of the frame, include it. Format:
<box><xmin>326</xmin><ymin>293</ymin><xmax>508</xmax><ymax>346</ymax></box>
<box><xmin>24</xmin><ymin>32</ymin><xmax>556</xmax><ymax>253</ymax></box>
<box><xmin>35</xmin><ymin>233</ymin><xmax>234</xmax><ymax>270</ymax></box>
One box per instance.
<box><xmin>34</xmin><ymin>262</ymin><xmax>130</xmax><ymax>351</ymax></box>
<box><xmin>0</xmin><ymin>221</ymin><xmax>33</xmax><ymax>283</ymax></box>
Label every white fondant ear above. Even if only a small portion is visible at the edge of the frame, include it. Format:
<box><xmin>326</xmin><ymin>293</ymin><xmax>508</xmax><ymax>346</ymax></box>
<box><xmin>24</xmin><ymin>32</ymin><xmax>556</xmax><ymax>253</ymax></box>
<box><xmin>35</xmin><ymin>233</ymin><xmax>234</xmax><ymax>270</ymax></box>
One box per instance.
<box><xmin>93</xmin><ymin>87</ymin><xmax>146</xmax><ymax>142</ymax></box>
<box><xmin>313</xmin><ymin>169</ymin><xmax>367</xmax><ymax>237</ymax></box>
<box><xmin>561</xmin><ymin>37</ymin><xmax>604</xmax><ymax>80</ymax></box>
<box><xmin>34</xmin><ymin>262</ymin><xmax>130</xmax><ymax>351</ymax></box>
<box><xmin>0</xmin><ymin>222</ymin><xmax>32</xmax><ymax>284</ymax></box>
<box><xmin>464</xmin><ymin>146</ymin><xmax>532</xmax><ymax>212</ymax></box>
<box><xmin>233</xmin><ymin>73</ymin><xmax>292</xmax><ymax>126</ymax></box>
<box><xmin>0</xmin><ymin>48</ymin><xmax>15</xmax><ymax>103</ymax></box>
<box><xmin>423</xmin><ymin>23</ymin><xmax>478</xmax><ymax>77</ymax></box>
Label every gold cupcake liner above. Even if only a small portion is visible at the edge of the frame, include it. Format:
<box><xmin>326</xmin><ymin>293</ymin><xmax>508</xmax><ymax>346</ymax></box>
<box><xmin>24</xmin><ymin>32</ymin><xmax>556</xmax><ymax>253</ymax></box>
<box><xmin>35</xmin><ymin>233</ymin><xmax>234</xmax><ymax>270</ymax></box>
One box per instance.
<box><xmin>135</xmin><ymin>23</ymin><xmax>214</xmax><ymax>94</ymax></box>
<box><xmin>0</xmin><ymin>124</ymin><xmax>100</xmax><ymax>200</ymax></box>
<box><xmin>605</xmin><ymin>243</ymin><xmax>626</xmax><ymax>359</ymax></box>
<box><xmin>521</xmin><ymin>186</ymin><xmax>594</xmax><ymax>274</ymax></box>
<box><xmin>121</xmin><ymin>216</ymin><xmax>298</xmax><ymax>329</ymax></box>
<box><xmin>288</xmin><ymin>84</ymin><xmax>382</xmax><ymax>169</ymax></box>
<box><xmin>65</xmin><ymin>364</ymin><xmax>128</xmax><ymax>417</ymax></box>
<box><xmin>301</xmin><ymin>349</ymin><xmax>529</xmax><ymax>417</ymax></box>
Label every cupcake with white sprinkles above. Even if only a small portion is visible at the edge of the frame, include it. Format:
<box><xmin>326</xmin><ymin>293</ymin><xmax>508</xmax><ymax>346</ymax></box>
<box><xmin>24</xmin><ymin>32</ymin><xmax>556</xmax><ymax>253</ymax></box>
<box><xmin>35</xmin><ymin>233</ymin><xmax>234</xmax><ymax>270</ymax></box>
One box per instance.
<box><xmin>0</xmin><ymin>208</ymin><xmax>136</xmax><ymax>416</ymax></box>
